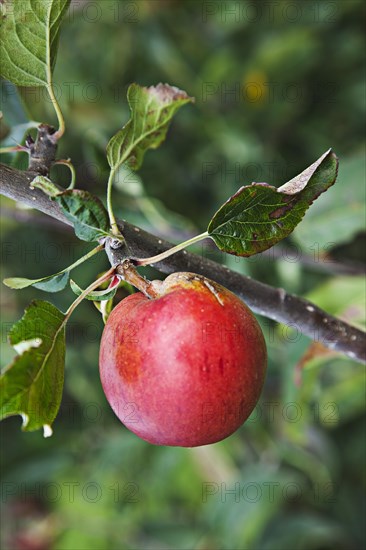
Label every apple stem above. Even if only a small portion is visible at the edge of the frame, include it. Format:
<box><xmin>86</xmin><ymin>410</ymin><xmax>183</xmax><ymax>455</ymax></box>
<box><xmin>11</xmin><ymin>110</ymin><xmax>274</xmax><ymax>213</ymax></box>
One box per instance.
<box><xmin>133</xmin><ymin>231</ymin><xmax>210</xmax><ymax>266</ymax></box>
<box><xmin>65</xmin><ymin>266</ymin><xmax>116</xmax><ymax>320</ymax></box>
<box><xmin>116</xmin><ymin>260</ymin><xmax>161</xmax><ymax>299</ymax></box>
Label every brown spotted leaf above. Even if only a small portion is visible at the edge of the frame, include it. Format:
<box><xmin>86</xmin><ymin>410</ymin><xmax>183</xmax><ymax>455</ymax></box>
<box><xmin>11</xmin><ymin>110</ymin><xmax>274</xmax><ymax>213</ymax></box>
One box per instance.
<box><xmin>208</xmin><ymin>149</ymin><xmax>338</xmax><ymax>256</ymax></box>
<box><xmin>107</xmin><ymin>83</ymin><xmax>193</xmax><ymax>171</ymax></box>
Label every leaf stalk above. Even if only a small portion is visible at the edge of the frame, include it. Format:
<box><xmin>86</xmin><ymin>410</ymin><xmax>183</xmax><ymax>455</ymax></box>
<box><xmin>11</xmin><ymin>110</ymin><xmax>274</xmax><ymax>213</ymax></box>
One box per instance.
<box><xmin>65</xmin><ymin>266</ymin><xmax>116</xmax><ymax>320</ymax></box>
<box><xmin>133</xmin><ymin>232</ymin><xmax>209</xmax><ymax>266</ymax></box>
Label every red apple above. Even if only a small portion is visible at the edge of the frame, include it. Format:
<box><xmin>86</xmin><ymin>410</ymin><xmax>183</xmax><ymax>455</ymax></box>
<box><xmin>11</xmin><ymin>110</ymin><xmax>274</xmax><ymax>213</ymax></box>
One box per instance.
<box><xmin>99</xmin><ymin>272</ymin><xmax>267</xmax><ymax>447</ymax></box>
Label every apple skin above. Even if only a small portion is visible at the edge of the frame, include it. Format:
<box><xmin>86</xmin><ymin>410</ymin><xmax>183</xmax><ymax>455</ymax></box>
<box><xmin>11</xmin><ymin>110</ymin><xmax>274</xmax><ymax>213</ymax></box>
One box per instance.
<box><xmin>99</xmin><ymin>272</ymin><xmax>267</xmax><ymax>447</ymax></box>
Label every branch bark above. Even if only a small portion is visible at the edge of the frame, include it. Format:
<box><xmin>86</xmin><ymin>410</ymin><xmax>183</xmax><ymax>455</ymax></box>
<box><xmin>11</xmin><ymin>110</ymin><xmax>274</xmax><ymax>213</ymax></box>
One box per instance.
<box><xmin>1</xmin><ymin>162</ymin><xmax>365</xmax><ymax>364</ymax></box>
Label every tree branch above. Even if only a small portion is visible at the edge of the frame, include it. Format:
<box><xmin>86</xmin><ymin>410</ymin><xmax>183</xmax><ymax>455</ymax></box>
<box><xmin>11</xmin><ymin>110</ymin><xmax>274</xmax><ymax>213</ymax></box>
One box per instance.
<box><xmin>1</xmin><ymin>162</ymin><xmax>365</xmax><ymax>364</ymax></box>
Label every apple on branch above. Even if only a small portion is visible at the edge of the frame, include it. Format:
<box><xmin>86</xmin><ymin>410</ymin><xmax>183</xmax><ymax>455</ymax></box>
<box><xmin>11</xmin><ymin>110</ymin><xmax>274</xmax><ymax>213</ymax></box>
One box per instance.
<box><xmin>99</xmin><ymin>272</ymin><xmax>267</xmax><ymax>447</ymax></box>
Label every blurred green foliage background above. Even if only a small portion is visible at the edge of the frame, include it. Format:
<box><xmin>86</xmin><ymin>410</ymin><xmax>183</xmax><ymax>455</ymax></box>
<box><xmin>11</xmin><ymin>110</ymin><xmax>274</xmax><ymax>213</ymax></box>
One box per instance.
<box><xmin>1</xmin><ymin>1</ymin><xmax>365</xmax><ymax>549</ymax></box>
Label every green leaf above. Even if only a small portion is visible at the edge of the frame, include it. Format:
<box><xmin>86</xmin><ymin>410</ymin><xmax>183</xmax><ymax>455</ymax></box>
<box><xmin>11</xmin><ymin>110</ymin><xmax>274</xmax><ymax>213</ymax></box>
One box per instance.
<box><xmin>4</xmin><ymin>271</ymin><xmax>69</xmax><ymax>292</ymax></box>
<box><xmin>3</xmin><ymin>244</ymin><xmax>102</xmax><ymax>292</ymax></box>
<box><xmin>54</xmin><ymin>190</ymin><xmax>110</xmax><ymax>241</ymax></box>
<box><xmin>107</xmin><ymin>83</ymin><xmax>193</xmax><ymax>170</ymax></box>
<box><xmin>0</xmin><ymin>301</ymin><xmax>66</xmax><ymax>433</ymax></box>
<box><xmin>208</xmin><ymin>149</ymin><xmax>338</xmax><ymax>256</ymax></box>
<box><xmin>70</xmin><ymin>279</ymin><xmax>118</xmax><ymax>301</ymax></box>
<box><xmin>0</xmin><ymin>0</ymin><xmax>70</xmax><ymax>87</ymax></box>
